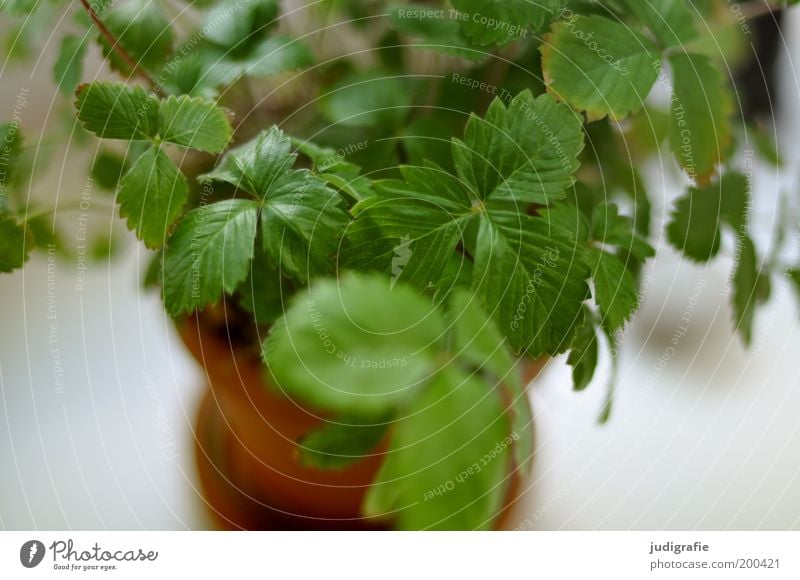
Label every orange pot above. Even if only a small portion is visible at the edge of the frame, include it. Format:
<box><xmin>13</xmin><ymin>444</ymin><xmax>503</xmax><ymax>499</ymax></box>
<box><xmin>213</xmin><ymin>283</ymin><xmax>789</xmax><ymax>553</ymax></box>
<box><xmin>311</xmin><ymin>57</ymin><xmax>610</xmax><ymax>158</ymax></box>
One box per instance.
<box><xmin>181</xmin><ymin>312</ymin><xmax>544</xmax><ymax>530</ymax></box>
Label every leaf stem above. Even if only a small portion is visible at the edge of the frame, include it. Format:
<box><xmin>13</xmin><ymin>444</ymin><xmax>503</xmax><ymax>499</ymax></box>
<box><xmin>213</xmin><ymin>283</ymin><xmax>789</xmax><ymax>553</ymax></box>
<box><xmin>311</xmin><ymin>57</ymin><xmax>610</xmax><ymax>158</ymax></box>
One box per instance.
<box><xmin>78</xmin><ymin>0</ymin><xmax>158</xmax><ymax>91</ymax></box>
<box><xmin>479</xmin><ymin>43</ymin><xmax>519</xmax><ymax>112</ymax></box>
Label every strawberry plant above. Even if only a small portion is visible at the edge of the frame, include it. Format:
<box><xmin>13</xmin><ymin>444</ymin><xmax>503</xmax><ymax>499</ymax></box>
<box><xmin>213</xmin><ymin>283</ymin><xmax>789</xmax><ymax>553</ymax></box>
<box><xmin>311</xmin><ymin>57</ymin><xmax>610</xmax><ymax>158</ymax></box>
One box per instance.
<box><xmin>1</xmin><ymin>0</ymin><xmax>798</xmax><ymax>529</ymax></box>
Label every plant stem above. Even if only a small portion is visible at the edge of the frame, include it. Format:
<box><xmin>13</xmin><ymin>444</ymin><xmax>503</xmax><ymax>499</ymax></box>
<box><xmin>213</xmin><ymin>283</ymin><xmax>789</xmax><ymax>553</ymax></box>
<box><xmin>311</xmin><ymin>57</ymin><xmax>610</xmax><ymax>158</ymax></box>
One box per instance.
<box><xmin>479</xmin><ymin>44</ymin><xmax>518</xmax><ymax>112</ymax></box>
<box><xmin>78</xmin><ymin>0</ymin><xmax>158</xmax><ymax>91</ymax></box>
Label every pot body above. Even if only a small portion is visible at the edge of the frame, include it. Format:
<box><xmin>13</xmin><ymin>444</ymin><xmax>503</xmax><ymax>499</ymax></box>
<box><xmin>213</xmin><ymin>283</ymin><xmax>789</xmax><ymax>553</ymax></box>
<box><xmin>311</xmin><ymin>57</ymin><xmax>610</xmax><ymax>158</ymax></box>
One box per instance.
<box><xmin>182</xmin><ymin>314</ymin><xmax>542</xmax><ymax>530</ymax></box>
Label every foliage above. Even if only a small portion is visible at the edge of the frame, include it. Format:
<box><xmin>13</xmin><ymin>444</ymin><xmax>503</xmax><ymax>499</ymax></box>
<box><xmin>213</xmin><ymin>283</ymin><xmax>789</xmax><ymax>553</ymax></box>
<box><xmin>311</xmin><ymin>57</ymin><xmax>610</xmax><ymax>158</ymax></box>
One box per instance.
<box><xmin>0</xmin><ymin>0</ymin><xmax>796</xmax><ymax>530</ymax></box>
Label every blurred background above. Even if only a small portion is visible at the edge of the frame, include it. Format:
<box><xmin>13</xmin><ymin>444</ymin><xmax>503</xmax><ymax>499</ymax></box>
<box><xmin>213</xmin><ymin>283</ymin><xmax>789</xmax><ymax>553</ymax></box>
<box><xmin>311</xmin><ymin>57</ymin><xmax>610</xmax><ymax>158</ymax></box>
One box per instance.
<box><xmin>1</xmin><ymin>6</ymin><xmax>800</xmax><ymax>530</ymax></box>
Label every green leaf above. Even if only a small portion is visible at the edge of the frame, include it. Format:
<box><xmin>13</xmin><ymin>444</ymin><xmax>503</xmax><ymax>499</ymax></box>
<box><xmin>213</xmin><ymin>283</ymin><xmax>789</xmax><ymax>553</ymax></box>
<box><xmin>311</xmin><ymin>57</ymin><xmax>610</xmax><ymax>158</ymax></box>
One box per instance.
<box><xmin>102</xmin><ymin>0</ymin><xmax>174</xmax><ymax>73</ymax></box>
<box><xmin>263</xmin><ymin>273</ymin><xmax>445</xmax><ymax>417</ymax></box>
<box><xmin>666</xmin><ymin>185</ymin><xmax>722</xmax><ymax>262</ymax></box>
<box><xmin>363</xmin><ymin>365</ymin><xmax>511</xmax><ymax>530</ymax></box>
<box><xmin>668</xmin><ymin>53</ymin><xmax>732</xmax><ymax>183</ymax></box>
<box><xmin>320</xmin><ymin>167</ymin><xmax>376</xmax><ymax>203</ymax></box>
<box><xmin>197</xmin><ymin>35</ymin><xmax>313</xmax><ymax>85</ymax></box>
<box><xmin>201</xmin><ymin>129</ymin><xmax>349</xmax><ymax>282</ymax></box>
<box><xmin>750</xmin><ymin>123</ymin><xmax>782</xmax><ymax>167</ymax></box>
<box><xmin>163</xmin><ymin>199</ymin><xmax>259</xmax><ymax>315</ymax></box>
<box><xmin>591</xmin><ymin>203</ymin><xmax>655</xmax><ymax>261</ymax></box>
<box><xmin>452</xmin><ymin>91</ymin><xmax>584</xmax><ymax>202</ymax></box>
<box><xmin>541</xmin><ymin>15</ymin><xmax>660</xmax><ymax>121</ymax></box>
<box><xmin>297</xmin><ymin>418</ymin><xmax>388</xmax><ymax>470</ymax></box>
<box><xmin>589</xmin><ymin>247</ymin><xmax>638</xmax><ymax>333</ymax></box>
<box><xmin>448</xmin><ymin>289</ymin><xmax>518</xmax><ymax>387</ymax></box>
<box><xmin>90</xmin><ymin>149</ymin><xmax>128</xmax><ymax>191</ymax></box>
<box><xmin>451</xmin><ymin>0</ymin><xmax>565</xmax><ymax>46</ymax></box>
<box><xmin>567</xmin><ymin>308</ymin><xmax>598</xmax><ymax>391</ymax></box>
<box><xmin>348</xmin><ymin>165</ymin><xmax>474</xmax><ymax>291</ymax></box>
<box><xmin>389</xmin><ymin>5</ymin><xmax>485</xmax><ymax>61</ymax></box>
<box><xmin>201</xmin><ymin>126</ymin><xmax>296</xmax><ymax>196</ymax></box>
<box><xmin>293</xmin><ymin>138</ymin><xmax>375</xmax><ymax>202</ymax></box>
<box><xmin>292</xmin><ymin>138</ymin><xmax>342</xmax><ymax>172</ymax></box>
<box><xmin>117</xmin><ymin>145</ymin><xmax>189</xmax><ymax>249</ymax></box>
<box><xmin>89</xmin><ymin>232</ymin><xmax>121</xmax><ymax>261</ymax></box>
<box><xmin>143</xmin><ymin>248</ymin><xmax>163</xmax><ymax>289</ymax></box>
<box><xmin>203</xmin><ymin>0</ymin><xmax>278</xmax><ymax>55</ymax></box>
<box><xmin>0</xmin><ymin>121</ymin><xmax>23</xmax><ymax>203</ymax></box>
<box><xmin>236</xmin><ymin>241</ymin><xmax>285</xmax><ymax>325</ymax></box>
<box><xmin>402</xmin><ymin>116</ymin><xmax>458</xmax><ymax>173</ymax></box>
<box><xmin>343</xmin><ymin>91</ymin><xmax>590</xmax><ymax>357</ymax></box>
<box><xmin>471</xmin><ymin>210</ymin><xmax>591</xmax><ymax>356</ymax></box>
<box><xmin>447</xmin><ymin>289</ymin><xmax>533</xmax><ymax>473</ymax></box>
<box><xmin>75</xmin><ymin>82</ymin><xmax>159</xmax><ymax>140</ymax></box>
<box><xmin>53</xmin><ymin>34</ymin><xmax>87</xmax><ymax>95</ymax></box>
<box><xmin>732</xmin><ymin>236</ymin><xmax>760</xmax><ymax>345</ymax></box>
<box><xmin>227</xmin><ymin>36</ymin><xmax>313</xmax><ymax>78</ymax></box>
<box><xmin>434</xmin><ymin>252</ymin><xmax>475</xmax><ymax>303</ymax></box>
<box><xmin>156</xmin><ymin>50</ymin><xmax>231</xmax><ymax>98</ymax></box>
<box><xmin>620</xmin><ymin>0</ymin><xmax>697</xmax><ymax>48</ymax></box>
<box><xmin>0</xmin><ymin>213</ymin><xmax>30</xmax><ymax>272</ymax></box>
<box><xmin>321</xmin><ymin>71</ymin><xmax>411</xmax><ymax>129</ymax></box>
<box><xmin>258</xmin><ymin>169</ymin><xmax>349</xmax><ymax>282</ymax></box>
<box><xmin>718</xmin><ymin>172</ymin><xmax>749</xmax><ymax>233</ymax></box>
<box><xmin>539</xmin><ymin>202</ymin><xmax>590</xmax><ymax>245</ymax></box>
<box><xmin>666</xmin><ymin>173</ymin><xmax>748</xmax><ymax>264</ymax></box>
<box><xmin>26</xmin><ymin>215</ymin><xmax>68</xmax><ymax>256</ymax></box>
<box><xmin>158</xmin><ymin>95</ymin><xmax>232</xmax><ymax>153</ymax></box>
<box><xmin>787</xmin><ymin>268</ymin><xmax>800</xmax><ymax>306</ymax></box>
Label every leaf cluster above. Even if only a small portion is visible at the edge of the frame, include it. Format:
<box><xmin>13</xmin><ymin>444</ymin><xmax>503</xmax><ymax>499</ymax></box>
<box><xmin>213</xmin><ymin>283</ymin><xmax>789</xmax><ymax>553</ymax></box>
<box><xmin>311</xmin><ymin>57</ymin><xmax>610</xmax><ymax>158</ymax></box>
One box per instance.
<box><xmin>0</xmin><ymin>0</ymin><xmax>798</xmax><ymax>530</ymax></box>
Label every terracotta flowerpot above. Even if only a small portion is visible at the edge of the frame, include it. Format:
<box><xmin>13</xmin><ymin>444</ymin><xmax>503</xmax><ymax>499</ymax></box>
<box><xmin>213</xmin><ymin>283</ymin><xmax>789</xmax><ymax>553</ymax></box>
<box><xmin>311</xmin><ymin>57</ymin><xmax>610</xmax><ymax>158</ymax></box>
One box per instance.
<box><xmin>180</xmin><ymin>311</ymin><xmax>545</xmax><ymax>530</ymax></box>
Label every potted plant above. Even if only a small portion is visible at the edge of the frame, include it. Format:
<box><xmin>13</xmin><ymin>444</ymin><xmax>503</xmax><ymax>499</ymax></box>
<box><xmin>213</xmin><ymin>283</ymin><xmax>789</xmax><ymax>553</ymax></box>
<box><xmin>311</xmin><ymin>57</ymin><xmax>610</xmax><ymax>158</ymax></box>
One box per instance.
<box><xmin>1</xmin><ymin>0</ymin><xmax>798</xmax><ymax>530</ymax></box>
